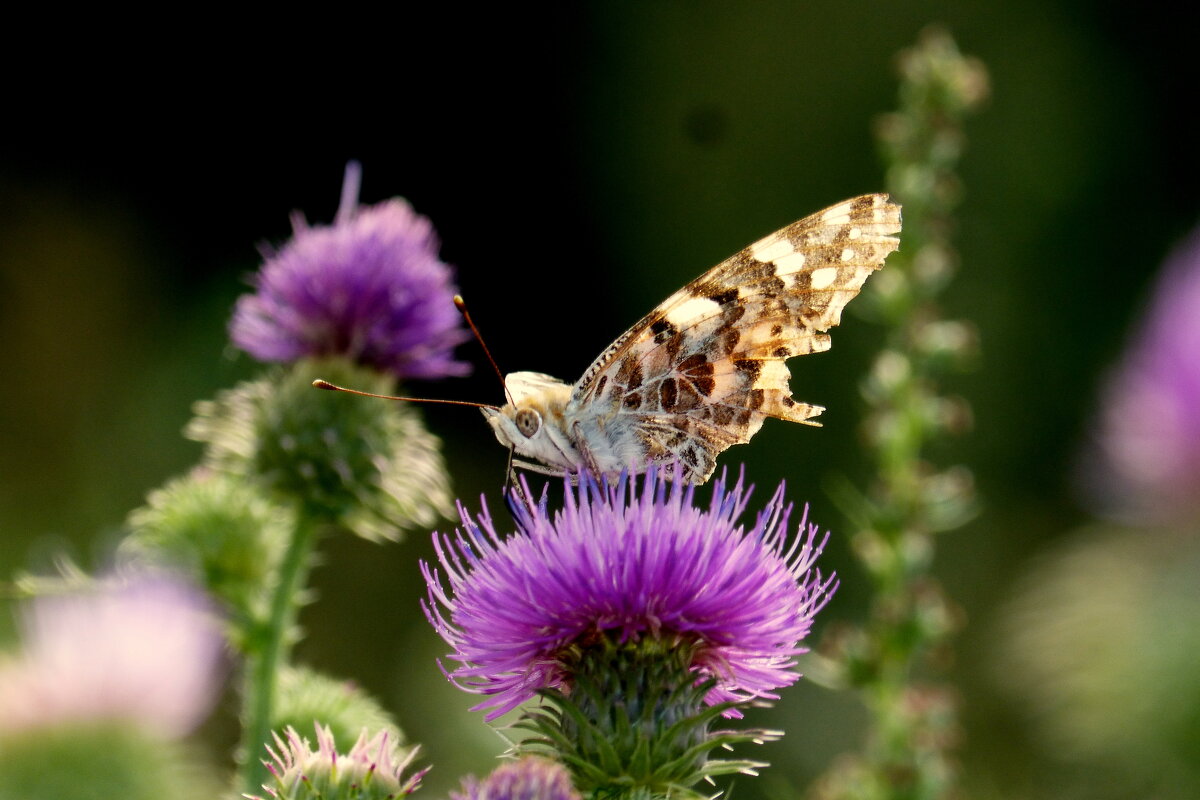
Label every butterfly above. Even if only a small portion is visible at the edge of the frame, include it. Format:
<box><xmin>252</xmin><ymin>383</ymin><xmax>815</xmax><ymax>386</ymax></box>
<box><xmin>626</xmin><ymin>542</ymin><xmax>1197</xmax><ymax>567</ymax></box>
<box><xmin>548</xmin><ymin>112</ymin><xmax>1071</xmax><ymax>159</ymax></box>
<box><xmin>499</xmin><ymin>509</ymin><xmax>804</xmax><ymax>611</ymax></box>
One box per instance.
<box><xmin>481</xmin><ymin>194</ymin><xmax>902</xmax><ymax>484</ymax></box>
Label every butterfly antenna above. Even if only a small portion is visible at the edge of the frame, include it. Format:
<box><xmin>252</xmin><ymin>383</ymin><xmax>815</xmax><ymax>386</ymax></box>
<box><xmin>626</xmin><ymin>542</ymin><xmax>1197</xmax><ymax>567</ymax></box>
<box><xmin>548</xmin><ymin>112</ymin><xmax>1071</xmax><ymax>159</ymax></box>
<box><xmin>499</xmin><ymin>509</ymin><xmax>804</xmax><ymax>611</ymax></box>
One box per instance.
<box><xmin>454</xmin><ymin>294</ymin><xmax>514</xmax><ymax>406</ymax></box>
<box><xmin>311</xmin><ymin>380</ymin><xmax>500</xmax><ymax>411</ymax></box>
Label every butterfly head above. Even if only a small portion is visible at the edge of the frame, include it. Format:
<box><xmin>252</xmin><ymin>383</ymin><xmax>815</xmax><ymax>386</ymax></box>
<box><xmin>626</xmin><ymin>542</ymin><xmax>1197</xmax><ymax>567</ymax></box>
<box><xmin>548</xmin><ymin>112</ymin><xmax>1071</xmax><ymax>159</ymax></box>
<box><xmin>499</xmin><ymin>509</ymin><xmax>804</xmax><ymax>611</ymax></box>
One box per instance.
<box><xmin>480</xmin><ymin>371</ymin><xmax>580</xmax><ymax>473</ymax></box>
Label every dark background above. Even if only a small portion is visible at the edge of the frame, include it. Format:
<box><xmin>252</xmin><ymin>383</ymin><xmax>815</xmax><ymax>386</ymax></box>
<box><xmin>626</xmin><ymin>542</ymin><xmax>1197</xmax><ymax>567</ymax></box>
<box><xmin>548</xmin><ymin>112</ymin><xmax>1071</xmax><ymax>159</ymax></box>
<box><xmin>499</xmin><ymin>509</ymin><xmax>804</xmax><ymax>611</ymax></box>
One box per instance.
<box><xmin>2</xmin><ymin>3</ymin><xmax>1195</xmax><ymax>797</ymax></box>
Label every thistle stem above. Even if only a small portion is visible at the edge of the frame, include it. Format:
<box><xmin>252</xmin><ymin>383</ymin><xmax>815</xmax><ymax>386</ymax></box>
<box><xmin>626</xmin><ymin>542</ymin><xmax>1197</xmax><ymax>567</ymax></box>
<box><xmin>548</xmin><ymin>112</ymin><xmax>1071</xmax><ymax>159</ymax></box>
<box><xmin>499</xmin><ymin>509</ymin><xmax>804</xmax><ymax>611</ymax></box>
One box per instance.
<box><xmin>811</xmin><ymin>27</ymin><xmax>987</xmax><ymax>800</ymax></box>
<box><xmin>240</xmin><ymin>517</ymin><xmax>316</xmax><ymax>795</ymax></box>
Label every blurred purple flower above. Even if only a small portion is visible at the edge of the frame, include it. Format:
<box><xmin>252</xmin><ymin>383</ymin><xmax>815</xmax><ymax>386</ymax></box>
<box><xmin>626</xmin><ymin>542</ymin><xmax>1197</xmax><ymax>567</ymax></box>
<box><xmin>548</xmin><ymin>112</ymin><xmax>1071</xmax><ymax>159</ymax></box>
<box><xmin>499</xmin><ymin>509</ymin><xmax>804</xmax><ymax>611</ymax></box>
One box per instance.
<box><xmin>1085</xmin><ymin>225</ymin><xmax>1200</xmax><ymax>520</ymax></box>
<box><xmin>231</xmin><ymin>163</ymin><xmax>470</xmax><ymax>380</ymax></box>
<box><xmin>0</xmin><ymin>573</ymin><xmax>224</xmax><ymax>738</ymax></box>
<box><xmin>422</xmin><ymin>467</ymin><xmax>837</xmax><ymax>721</ymax></box>
<box><xmin>451</xmin><ymin>757</ymin><xmax>580</xmax><ymax>800</ymax></box>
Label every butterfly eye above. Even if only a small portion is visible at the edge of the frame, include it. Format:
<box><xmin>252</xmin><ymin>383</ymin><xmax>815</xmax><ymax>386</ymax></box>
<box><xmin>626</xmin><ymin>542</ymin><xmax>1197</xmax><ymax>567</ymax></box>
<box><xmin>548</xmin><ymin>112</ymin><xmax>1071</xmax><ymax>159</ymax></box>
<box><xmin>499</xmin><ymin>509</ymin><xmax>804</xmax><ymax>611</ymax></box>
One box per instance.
<box><xmin>514</xmin><ymin>408</ymin><xmax>542</xmax><ymax>438</ymax></box>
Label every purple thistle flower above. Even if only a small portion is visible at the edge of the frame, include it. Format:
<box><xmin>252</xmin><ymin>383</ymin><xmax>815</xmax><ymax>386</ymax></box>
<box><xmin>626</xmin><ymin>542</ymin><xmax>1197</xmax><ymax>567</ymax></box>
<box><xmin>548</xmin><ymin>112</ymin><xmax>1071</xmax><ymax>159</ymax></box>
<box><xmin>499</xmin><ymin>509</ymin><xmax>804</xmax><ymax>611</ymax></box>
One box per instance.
<box><xmin>0</xmin><ymin>573</ymin><xmax>224</xmax><ymax>738</ymax></box>
<box><xmin>1084</xmin><ymin>224</ymin><xmax>1200</xmax><ymax>520</ymax></box>
<box><xmin>422</xmin><ymin>466</ymin><xmax>837</xmax><ymax>721</ymax></box>
<box><xmin>230</xmin><ymin>162</ymin><xmax>471</xmax><ymax>380</ymax></box>
<box><xmin>451</xmin><ymin>757</ymin><xmax>581</xmax><ymax>800</ymax></box>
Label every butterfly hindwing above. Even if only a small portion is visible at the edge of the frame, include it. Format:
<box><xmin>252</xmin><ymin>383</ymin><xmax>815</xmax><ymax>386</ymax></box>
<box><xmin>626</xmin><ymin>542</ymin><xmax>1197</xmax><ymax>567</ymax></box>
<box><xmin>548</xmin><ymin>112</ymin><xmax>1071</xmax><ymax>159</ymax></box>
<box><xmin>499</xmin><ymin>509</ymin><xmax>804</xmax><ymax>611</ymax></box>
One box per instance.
<box><xmin>565</xmin><ymin>193</ymin><xmax>901</xmax><ymax>482</ymax></box>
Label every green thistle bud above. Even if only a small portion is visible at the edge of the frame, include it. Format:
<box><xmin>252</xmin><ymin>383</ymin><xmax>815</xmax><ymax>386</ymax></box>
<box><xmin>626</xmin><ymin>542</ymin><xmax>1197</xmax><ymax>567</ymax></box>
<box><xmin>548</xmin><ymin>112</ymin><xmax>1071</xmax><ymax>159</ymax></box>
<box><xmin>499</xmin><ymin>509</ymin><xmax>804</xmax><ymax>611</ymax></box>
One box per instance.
<box><xmin>188</xmin><ymin>357</ymin><xmax>452</xmax><ymax>542</ymax></box>
<box><xmin>250</xmin><ymin>724</ymin><xmax>424</xmax><ymax>800</ymax></box>
<box><xmin>273</xmin><ymin>666</ymin><xmax>405</xmax><ymax>754</ymax></box>
<box><xmin>122</xmin><ymin>470</ymin><xmax>292</xmax><ymax>627</ymax></box>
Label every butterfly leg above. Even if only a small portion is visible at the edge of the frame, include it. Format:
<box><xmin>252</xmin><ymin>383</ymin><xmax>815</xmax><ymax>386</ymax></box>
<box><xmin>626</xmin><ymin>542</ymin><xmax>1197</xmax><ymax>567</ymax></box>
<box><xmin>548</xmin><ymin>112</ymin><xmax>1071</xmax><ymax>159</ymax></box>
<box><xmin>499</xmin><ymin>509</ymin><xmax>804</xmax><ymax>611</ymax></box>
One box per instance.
<box><xmin>502</xmin><ymin>446</ymin><xmax>524</xmax><ymax>498</ymax></box>
<box><xmin>504</xmin><ymin>459</ymin><xmax>538</xmax><ymax>514</ymax></box>
<box><xmin>511</xmin><ymin>458</ymin><xmax>581</xmax><ymax>487</ymax></box>
<box><xmin>511</xmin><ymin>458</ymin><xmax>569</xmax><ymax>477</ymax></box>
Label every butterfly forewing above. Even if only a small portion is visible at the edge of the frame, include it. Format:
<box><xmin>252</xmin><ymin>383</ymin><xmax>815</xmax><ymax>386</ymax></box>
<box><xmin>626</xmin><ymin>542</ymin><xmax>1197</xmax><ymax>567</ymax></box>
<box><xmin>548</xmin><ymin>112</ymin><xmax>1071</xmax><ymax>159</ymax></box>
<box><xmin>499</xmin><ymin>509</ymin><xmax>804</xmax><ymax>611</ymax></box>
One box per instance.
<box><xmin>565</xmin><ymin>193</ymin><xmax>901</xmax><ymax>482</ymax></box>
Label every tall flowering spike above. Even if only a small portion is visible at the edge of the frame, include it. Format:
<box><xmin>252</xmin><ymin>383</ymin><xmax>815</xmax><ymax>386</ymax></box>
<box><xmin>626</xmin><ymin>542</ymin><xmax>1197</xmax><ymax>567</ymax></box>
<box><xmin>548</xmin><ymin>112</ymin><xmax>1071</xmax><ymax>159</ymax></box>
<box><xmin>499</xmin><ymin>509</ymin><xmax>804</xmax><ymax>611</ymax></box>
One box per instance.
<box><xmin>251</xmin><ymin>724</ymin><xmax>425</xmax><ymax>800</ymax></box>
<box><xmin>1084</xmin><ymin>224</ymin><xmax>1200</xmax><ymax>521</ymax></box>
<box><xmin>0</xmin><ymin>573</ymin><xmax>224</xmax><ymax>738</ymax></box>
<box><xmin>231</xmin><ymin>162</ymin><xmax>470</xmax><ymax>380</ymax></box>
<box><xmin>451</xmin><ymin>757</ymin><xmax>581</xmax><ymax>800</ymax></box>
<box><xmin>422</xmin><ymin>466</ymin><xmax>836</xmax><ymax>795</ymax></box>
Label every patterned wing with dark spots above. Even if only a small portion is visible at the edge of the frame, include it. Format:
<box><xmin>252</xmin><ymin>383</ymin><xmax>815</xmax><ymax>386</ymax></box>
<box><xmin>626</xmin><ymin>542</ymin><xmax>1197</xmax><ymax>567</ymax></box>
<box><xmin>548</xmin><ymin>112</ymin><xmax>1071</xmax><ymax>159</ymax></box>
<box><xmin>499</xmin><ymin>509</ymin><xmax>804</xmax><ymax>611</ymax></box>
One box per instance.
<box><xmin>568</xmin><ymin>193</ymin><xmax>902</xmax><ymax>483</ymax></box>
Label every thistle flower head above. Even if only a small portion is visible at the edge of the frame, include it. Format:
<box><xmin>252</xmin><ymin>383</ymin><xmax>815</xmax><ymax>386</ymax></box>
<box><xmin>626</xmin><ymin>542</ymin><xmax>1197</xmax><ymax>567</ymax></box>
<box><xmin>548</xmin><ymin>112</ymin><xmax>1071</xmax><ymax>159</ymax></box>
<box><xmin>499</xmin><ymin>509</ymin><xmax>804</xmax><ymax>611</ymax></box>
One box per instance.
<box><xmin>231</xmin><ymin>162</ymin><xmax>470</xmax><ymax>380</ymax></box>
<box><xmin>253</xmin><ymin>724</ymin><xmax>425</xmax><ymax>800</ymax></box>
<box><xmin>451</xmin><ymin>757</ymin><xmax>580</xmax><ymax>800</ymax></box>
<box><xmin>422</xmin><ymin>467</ymin><xmax>837</xmax><ymax>721</ymax></box>
<box><xmin>188</xmin><ymin>358</ymin><xmax>452</xmax><ymax>541</ymax></box>
<box><xmin>0</xmin><ymin>573</ymin><xmax>223</xmax><ymax>738</ymax></box>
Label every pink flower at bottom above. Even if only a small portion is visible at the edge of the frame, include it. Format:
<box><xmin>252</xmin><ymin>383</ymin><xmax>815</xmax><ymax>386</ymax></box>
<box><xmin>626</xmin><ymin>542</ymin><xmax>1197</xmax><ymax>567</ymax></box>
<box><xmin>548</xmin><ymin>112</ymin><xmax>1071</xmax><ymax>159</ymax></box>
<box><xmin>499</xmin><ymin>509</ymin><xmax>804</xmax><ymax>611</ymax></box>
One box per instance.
<box><xmin>0</xmin><ymin>573</ymin><xmax>224</xmax><ymax>738</ymax></box>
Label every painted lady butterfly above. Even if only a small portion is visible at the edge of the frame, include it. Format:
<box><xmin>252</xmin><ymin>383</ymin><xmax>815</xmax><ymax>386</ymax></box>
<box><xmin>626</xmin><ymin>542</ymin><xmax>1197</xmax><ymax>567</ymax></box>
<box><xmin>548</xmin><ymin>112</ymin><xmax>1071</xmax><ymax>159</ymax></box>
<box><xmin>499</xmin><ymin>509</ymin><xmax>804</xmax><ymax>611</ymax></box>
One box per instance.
<box><xmin>484</xmin><ymin>194</ymin><xmax>902</xmax><ymax>484</ymax></box>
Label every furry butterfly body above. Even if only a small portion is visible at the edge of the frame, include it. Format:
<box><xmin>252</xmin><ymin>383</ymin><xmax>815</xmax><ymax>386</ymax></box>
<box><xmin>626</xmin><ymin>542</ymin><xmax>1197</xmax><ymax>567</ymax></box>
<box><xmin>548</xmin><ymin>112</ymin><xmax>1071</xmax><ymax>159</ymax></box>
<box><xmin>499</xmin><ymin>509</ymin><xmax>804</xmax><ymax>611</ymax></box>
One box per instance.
<box><xmin>484</xmin><ymin>194</ymin><xmax>902</xmax><ymax>483</ymax></box>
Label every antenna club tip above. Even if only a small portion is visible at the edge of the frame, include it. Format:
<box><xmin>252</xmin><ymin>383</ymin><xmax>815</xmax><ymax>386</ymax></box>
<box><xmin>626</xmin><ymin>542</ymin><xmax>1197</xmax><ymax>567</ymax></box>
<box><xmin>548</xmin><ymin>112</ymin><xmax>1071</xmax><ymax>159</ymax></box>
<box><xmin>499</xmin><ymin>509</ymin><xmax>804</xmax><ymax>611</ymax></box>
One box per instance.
<box><xmin>453</xmin><ymin>294</ymin><xmax>466</xmax><ymax>309</ymax></box>
<box><xmin>312</xmin><ymin>379</ymin><xmax>336</xmax><ymax>390</ymax></box>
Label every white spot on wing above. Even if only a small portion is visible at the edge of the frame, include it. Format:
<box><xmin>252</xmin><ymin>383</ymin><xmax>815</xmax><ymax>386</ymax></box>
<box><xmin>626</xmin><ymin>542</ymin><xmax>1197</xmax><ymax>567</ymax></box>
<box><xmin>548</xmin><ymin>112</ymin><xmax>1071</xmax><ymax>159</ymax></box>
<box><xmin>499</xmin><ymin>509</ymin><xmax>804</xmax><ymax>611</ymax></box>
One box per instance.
<box><xmin>821</xmin><ymin>201</ymin><xmax>854</xmax><ymax>225</ymax></box>
<box><xmin>757</xmin><ymin>360</ymin><xmax>792</xmax><ymax>384</ymax></box>
<box><xmin>666</xmin><ymin>295</ymin><xmax>721</xmax><ymax>326</ymax></box>
<box><xmin>710</xmin><ymin>372</ymin><xmax>742</xmax><ymax>399</ymax></box>
<box><xmin>750</xmin><ymin>237</ymin><xmax>794</xmax><ymax>262</ymax></box>
<box><xmin>840</xmin><ymin>247</ymin><xmax>856</xmax><ymax>262</ymax></box>
<box><xmin>810</xmin><ymin>267</ymin><xmax>839</xmax><ymax>289</ymax></box>
<box><xmin>774</xmin><ymin>250</ymin><xmax>807</xmax><ymax>270</ymax></box>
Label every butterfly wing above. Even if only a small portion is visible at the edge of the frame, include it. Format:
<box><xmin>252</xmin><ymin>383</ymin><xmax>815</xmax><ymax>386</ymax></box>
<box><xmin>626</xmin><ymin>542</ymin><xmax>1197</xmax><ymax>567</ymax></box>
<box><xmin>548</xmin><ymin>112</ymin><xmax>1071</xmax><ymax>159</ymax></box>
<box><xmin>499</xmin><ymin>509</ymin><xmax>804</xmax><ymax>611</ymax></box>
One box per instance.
<box><xmin>567</xmin><ymin>193</ymin><xmax>902</xmax><ymax>483</ymax></box>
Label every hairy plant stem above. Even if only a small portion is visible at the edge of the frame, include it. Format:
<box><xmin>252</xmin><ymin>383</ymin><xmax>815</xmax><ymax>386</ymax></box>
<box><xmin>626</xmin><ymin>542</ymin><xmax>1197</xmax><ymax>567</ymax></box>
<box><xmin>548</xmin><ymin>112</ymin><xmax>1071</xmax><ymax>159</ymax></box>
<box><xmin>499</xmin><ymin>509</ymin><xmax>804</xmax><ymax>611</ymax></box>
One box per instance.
<box><xmin>811</xmin><ymin>27</ymin><xmax>987</xmax><ymax>800</ymax></box>
<box><xmin>240</xmin><ymin>517</ymin><xmax>316</xmax><ymax>795</ymax></box>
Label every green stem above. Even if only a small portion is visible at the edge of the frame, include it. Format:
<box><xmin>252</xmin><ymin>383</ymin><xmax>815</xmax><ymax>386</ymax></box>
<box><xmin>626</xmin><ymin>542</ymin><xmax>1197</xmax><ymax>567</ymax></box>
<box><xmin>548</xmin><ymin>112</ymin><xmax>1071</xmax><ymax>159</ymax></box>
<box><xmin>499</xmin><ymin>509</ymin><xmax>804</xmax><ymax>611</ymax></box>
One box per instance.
<box><xmin>240</xmin><ymin>517</ymin><xmax>316</xmax><ymax>795</ymax></box>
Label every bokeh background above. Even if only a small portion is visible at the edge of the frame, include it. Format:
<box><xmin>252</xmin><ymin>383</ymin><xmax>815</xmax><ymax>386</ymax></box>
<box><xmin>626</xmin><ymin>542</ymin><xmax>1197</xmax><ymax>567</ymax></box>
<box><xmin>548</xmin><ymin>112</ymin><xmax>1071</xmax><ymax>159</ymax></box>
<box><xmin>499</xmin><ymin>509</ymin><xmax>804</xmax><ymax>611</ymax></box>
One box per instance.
<box><xmin>2</xmin><ymin>3</ymin><xmax>1196</xmax><ymax>798</ymax></box>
